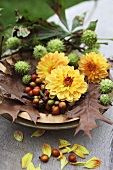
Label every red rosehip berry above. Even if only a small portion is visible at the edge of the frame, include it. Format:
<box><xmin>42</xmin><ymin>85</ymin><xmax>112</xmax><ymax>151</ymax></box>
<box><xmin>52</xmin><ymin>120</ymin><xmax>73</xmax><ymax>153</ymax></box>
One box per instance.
<box><xmin>68</xmin><ymin>154</ymin><xmax>77</xmax><ymax>162</ymax></box>
<box><xmin>30</xmin><ymin>81</ymin><xmax>36</xmax><ymax>88</ymax></box>
<box><xmin>33</xmin><ymin>98</ymin><xmax>39</xmax><ymax>104</ymax></box>
<box><xmin>44</xmin><ymin>90</ymin><xmax>50</xmax><ymax>97</ymax></box>
<box><xmin>45</xmin><ymin>104</ymin><xmax>51</xmax><ymax>111</ymax></box>
<box><xmin>31</xmin><ymin>74</ymin><xmax>37</xmax><ymax>80</ymax></box>
<box><xmin>52</xmin><ymin>149</ymin><xmax>60</xmax><ymax>157</ymax></box>
<box><xmin>24</xmin><ymin>86</ymin><xmax>31</xmax><ymax>93</ymax></box>
<box><xmin>32</xmin><ymin>88</ymin><xmax>40</xmax><ymax>95</ymax></box>
<box><xmin>39</xmin><ymin>154</ymin><xmax>49</xmax><ymax>163</ymax></box>
<box><xmin>59</xmin><ymin>101</ymin><xmax>66</xmax><ymax>109</ymax></box>
<box><xmin>52</xmin><ymin>106</ymin><xmax>60</xmax><ymax>115</ymax></box>
<box><xmin>35</xmin><ymin>78</ymin><xmax>42</xmax><ymax>84</ymax></box>
<box><xmin>28</xmin><ymin>90</ymin><xmax>34</xmax><ymax>96</ymax></box>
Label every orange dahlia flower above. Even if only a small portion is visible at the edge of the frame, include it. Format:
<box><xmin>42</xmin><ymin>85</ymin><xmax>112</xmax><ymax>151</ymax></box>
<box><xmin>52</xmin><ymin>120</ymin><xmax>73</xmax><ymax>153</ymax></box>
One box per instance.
<box><xmin>78</xmin><ymin>52</ymin><xmax>110</xmax><ymax>83</ymax></box>
<box><xmin>36</xmin><ymin>51</ymin><xmax>69</xmax><ymax>81</ymax></box>
<box><xmin>45</xmin><ymin>65</ymin><xmax>88</xmax><ymax>102</ymax></box>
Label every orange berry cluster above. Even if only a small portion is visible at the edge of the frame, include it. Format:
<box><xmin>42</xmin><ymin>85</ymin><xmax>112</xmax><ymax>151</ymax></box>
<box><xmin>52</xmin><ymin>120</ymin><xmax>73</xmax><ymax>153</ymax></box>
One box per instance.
<box><xmin>24</xmin><ymin>74</ymin><xmax>67</xmax><ymax>115</ymax></box>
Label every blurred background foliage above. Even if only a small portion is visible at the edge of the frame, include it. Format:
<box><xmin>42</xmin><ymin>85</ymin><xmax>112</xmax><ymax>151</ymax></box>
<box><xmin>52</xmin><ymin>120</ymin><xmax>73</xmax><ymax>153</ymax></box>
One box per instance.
<box><xmin>0</xmin><ymin>0</ymin><xmax>87</xmax><ymax>28</ymax></box>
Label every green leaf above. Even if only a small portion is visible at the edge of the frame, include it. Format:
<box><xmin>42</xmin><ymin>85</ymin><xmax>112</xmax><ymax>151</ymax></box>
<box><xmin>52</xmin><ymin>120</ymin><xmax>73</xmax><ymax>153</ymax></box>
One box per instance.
<box><xmin>46</xmin><ymin>0</ymin><xmax>68</xmax><ymax>30</ymax></box>
<box><xmin>22</xmin><ymin>153</ymin><xmax>33</xmax><ymax>168</ymax></box>
<box><xmin>87</xmin><ymin>20</ymin><xmax>98</xmax><ymax>31</ymax></box>
<box><xmin>72</xmin><ymin>12</ymin><xmax>86</xmax><ymax>31</ymax></box>
<box><xmin>35</xmin><ymin>25</ymin><xmax>67</xmax><ymax>40</ymax></box>
<box><xmin>14</xmin><ymin>130</ymin><xmax>23</xmax><ymax>142</ymax></box>
<box><xmin>31</xmin><ymin>129</ymin><xmax>45</xmax><ymax>137</ymax></box>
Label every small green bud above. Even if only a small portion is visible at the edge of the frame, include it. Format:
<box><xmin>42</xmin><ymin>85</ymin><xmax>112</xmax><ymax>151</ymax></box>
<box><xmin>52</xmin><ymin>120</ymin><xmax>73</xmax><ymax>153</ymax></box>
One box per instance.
<box><xmin>14</xmin><ymin>61</ymin><xmax>31</xmax><ymax>75</ymax></box>
<box><xmin>81</xmin><ymin>30</ymin><xmax>97</xmax><ymax>47</ymax></box>
<box><xmin>100</xmin><ymin>94</ymin><xmax>111</xmax><ymax>105</ymax></box>
<box><xmin>33</xmin><ymin>45</ymin><xmax>47</xmax><ymax>59</ymax></box>
<box><xmin>99</xmin><ymin>79</ymin><xmax>113</xmax><ymax>93</ymax></box>
<box><xmin>22</xmin><ymin>74</ymin><xmax>31</xmax><ymax>84</ymax></box>
<box><xmin>68</xmin><ymin>52</ymin><xmax>79</xmax><ymax>68</ymax></box>
<box><xmin>6</xmin><ymin>37</ymin><xmax>21</xmax><ymax>50</ymax></box>
<box><xmin>47</xmin><ymin>38</ymin><xmax>65</xmax><ymax>53</ymax></box>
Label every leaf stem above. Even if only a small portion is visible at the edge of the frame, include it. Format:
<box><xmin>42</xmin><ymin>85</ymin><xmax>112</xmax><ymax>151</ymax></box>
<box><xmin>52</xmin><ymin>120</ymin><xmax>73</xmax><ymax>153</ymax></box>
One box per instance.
<box><xmin>98</xmin><ymin>38</ymin><xmax>113</xmax><ymax>41</ymax></box>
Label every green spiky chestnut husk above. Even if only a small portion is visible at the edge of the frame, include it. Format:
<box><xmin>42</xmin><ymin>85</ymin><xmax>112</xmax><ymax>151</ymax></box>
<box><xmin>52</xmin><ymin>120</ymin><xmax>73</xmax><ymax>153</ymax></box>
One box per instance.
<box><xmin>99</xmin><ymin>79</ymin><xmax>113</xmax><ymax>93</ymax></box>
<box><xmin>100</xmin><ymin>94</ymin><xmax>111</xmax><ymax>105</ymax></box>
<box><xmin>68</xmin><ymin>52</ymin><xmax>79</xmax><ymax>68</ymax></box>
<box><xmin>81</xmin><ymin>30</ymin><xmax>97</xmax><ymax>47</ymax></box>
<box><xmin>47</xmin><ymin>38</ymin><xmax>65</xmax><ymax>53</ymax></box>
<box><xmin>33</xmin><ymin>45</ymin><xmax>47</xmax><ymax>59</ymax></box>
<box><xmin>6</xmin><ymin>37</ymin><xmax>21</xmax><ymax>50</ymax></box>
<box><xmin>14</xmin><ymin>61</ymin><xmax>31</xmax><ymax>75</ymax></box>
<box><xmin>22</xmin><ymin>75</ymin><xmax>31</xmax><ymax>84</ymax></box>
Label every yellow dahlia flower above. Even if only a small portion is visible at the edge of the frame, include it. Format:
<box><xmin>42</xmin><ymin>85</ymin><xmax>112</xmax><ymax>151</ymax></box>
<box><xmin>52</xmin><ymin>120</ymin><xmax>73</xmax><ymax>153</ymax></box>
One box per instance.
<box><xmin>36</xmin><ymin>51</ymin><xmax>69</xmax><ymax>81</ymax></box>
<box><xmin>45</xmin><ymin>65</ymin><xmax>88</xmax><ymax>102</ymax></box>
<box><xmin>78</xmin><ymin>52</ymin><xmax>110</xmax><ymax>83</ymax></box>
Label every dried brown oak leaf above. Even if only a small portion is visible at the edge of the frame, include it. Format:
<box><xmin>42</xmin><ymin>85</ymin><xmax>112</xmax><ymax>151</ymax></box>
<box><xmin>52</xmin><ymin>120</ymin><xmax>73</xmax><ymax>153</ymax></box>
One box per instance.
<box><xmin>65</xmin><ymin>83</ymin><xmax>113</xmax><ymax>138</ymax></box>
<box><xmin>0</xmin><ymin>69</ymin><xmax>25</xmax><ymax>103</ymax></box>
<box><xmin>0</xmin><ymin>98</ymin><xmax>40</xmax><ymax>123</ymax></box>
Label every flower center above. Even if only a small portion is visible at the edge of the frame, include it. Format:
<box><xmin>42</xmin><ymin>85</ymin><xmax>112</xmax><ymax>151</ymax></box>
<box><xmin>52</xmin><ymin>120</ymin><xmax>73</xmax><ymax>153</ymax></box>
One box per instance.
<box><xmin>64</xmin><ymin>74</ymin><xmax>74</xmax><ymax>86</ymax></box>
<box><xmin>87</xmin><ymin>62</ymin><xmax>96</xmax><ymax>71</ymax></box>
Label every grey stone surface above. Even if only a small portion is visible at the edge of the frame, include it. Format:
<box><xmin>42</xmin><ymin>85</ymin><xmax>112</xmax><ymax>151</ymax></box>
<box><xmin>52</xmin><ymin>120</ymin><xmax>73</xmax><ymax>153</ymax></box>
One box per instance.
<box><xmin>0</xmin><ymin>0</ymin><xmax>113</xmax><ymax>170</ymax></box>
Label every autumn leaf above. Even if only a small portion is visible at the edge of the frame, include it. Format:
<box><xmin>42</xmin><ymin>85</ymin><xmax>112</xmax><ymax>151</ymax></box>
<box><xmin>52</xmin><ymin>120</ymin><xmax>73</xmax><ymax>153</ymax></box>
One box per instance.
<box><xmin>73</xmin><ymin>149</ymin><xmax>85</xmax><ymax>159</ymax></box>
<box><xmin>84</xmin><ymin>157</ymin><xmax>101</xmax><ymax>169</ymax></box>
<box><xmin>57</xmin><ymin>152</ymin><xmax>63</xmax><ymax>160</ymax></box>
<box><xmin>36</xmin><ymin>164</ymin><xmax>41</xmax><ymax>170</ymax></box>
<box><xmin>0</xmin><ymin>70</ymin><xmax>25</xmax><ymax>103</ymax></box>
<box><xmin>31</xmin><ymin>129</ymin><xmax>45</xmax><ymax>137</ymax></box>
<box><xmin>72</xmin><ymin>144</ymin><xmax>89</xmax><ymax>158</ymax></box>
<box><xmin>70</xmin><ymin>162</ymin><xmax>85</xmax><ymax>166</ymax></box>
<box><xmin>0</xmin><ymin>98</ymin><xmax>40</xmax><ymax>122</ymax></box>
<box><xmin>42</xmin><ymin>143</ymin><xmax>52</xmax><ymax>157</ymax></box>
<box><xmin>59</xmin><ymin>139</ymin><xmax>71</xmax><ymax>149</ymax></box>
<box><xmin>13</xmin><ymin>26</ymin><xmax>30</xmax><ymax>38</ymax></box>
<box><xmin>14</xmin><ymin>130</ymin><xmax>23</xmax><ymax>142</ymax></box>
<box><xmin>27</xmin><ymin>162</ymin><xmax>36</xmax><ymax>170</ymax></box>
<box><xmin>22</xmin><ymin>153</ymin><xmax>33</xmax><ymax>168</ymax></box>
<box><xmin>74</xmin><ymin>144</ymin><xmax>89</xmax><ymax>155</ymax></box>
<box><xmin>65</xmin><ymin>83</ymin><xmax>113</xmax><ymax>138</ymax></box>
<box><xmin>60</xmin><ymin>155</ymin><xmax>68</xmax><ymax>170</ymax></box>
<box><xmin>61</xmin><ymin>147</ymin><xmax>72</xmax><ymax>154</ymax></box>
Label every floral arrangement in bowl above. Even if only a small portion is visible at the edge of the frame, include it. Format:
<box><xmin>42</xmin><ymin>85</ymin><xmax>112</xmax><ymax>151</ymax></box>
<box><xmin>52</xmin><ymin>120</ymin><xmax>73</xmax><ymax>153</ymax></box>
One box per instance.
<box><xmin>0</xmin><ymin>0</ymin><xmax>113</xmax><ymax>138</ymax></box>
